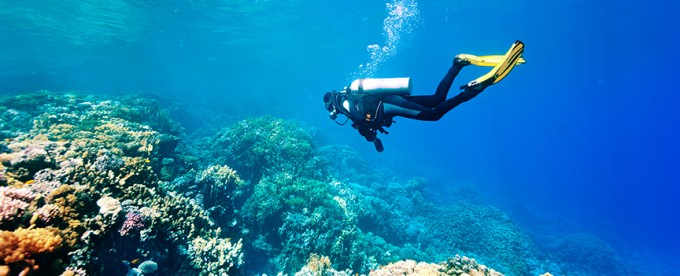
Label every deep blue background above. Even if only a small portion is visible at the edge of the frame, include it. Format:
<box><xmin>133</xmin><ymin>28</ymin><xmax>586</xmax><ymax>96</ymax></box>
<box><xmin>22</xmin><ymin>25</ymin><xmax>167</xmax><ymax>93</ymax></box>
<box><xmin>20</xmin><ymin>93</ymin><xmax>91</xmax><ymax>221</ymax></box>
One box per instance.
<box><xmin>1</xmin><ymin>0</ymin><xmax>679</xmax><ymax>271</ymax></box>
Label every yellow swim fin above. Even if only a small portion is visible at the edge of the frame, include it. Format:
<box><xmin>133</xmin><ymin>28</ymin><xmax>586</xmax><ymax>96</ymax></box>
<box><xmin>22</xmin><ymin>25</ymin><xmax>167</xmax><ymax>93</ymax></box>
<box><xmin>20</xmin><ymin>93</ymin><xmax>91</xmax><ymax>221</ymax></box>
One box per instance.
<box><xmin>460</xmin><ymin>40</ymin><xmax>525</xmax><ymax>90</ymax></box>
<box><xmin>456</xmin><ymin>54</ymin><xmax>526</xmax><ymax>67</ymax></box>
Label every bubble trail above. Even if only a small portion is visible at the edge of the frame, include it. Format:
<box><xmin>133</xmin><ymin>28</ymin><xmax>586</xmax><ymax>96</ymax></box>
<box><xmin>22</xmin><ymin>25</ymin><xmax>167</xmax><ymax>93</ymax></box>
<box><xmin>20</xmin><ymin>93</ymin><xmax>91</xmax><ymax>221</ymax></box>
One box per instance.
<box><xmin>353</xmin><ymin>0</ymin><xmax>420</xmax><ymax>79</ymax></box>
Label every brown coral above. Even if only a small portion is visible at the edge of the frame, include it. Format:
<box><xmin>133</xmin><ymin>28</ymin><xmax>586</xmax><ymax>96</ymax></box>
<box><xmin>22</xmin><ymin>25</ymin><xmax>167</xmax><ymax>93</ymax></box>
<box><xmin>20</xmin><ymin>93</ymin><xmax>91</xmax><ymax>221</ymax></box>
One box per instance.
<box><xmin>295</xmin><ymin>254</ymin><xmax>348</xmax><ymax>276</ymax></box>
<box><xmin>305</xmin><ymin>254</ymin><xmax>332</xmax><ymax>273</ymax></box>
<box><xmin>440</xmin><ymin>255</ymin><xmax>503</xmax><ymax>276</ymax></box>
<box><xmin>45</xmin><ymin>185</ymin><xmax>86</xmax><ymax>247</ymax></box>
<box><xmin>0</xmin><ymin>227</ymin><xmax>62</xmax><ymax>264</ymax></box>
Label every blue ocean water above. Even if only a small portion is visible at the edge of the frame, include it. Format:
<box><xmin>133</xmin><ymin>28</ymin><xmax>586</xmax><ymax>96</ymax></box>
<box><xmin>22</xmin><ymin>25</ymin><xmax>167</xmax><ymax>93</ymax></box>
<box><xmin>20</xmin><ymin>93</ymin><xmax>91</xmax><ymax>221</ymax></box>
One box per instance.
<box><xmin>1</xmin><ymin>0</ymin><xmax>679</xmax><ymax>274</ymax></box>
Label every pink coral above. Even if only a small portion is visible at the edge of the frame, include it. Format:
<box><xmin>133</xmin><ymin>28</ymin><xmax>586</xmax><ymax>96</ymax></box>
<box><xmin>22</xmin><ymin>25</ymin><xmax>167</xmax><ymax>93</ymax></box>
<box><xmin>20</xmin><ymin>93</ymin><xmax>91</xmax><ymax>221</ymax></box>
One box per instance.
<box><xmin>4</xmin><ymin>142</ymin><xmax>54</xmax><ymax>172</ymax></box>
<box><xmin>0</xmin><ymin>186</ymin><xmax>35</xmax><ymax>200</ymax></box>
<box><xmin>0</xmin><ymin>186</ymin><xmax>36</xmax><ymax>223</ymax></box>
<box><xmin>119</xmin><ymin>212</ymin><xmax>146</xmax><ymax>236</ymax></box>
<box><xmin>35</xmin><ymin>203</ymin><xmax>61</xmax><ymax>223</ymax></box>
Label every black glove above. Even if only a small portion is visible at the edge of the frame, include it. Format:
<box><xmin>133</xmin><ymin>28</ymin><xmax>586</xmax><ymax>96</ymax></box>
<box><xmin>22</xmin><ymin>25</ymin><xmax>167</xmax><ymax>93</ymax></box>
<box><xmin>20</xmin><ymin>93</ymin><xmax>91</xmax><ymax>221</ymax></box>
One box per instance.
<box><xmin>373</xmin><ymin>138</ymin><xmax>384</xmax><ymax>152</ymax></box>
<box><xmin>357</xmin><ymin>124</ymin><xmax>377</xmax><ymax>142</ymax></box>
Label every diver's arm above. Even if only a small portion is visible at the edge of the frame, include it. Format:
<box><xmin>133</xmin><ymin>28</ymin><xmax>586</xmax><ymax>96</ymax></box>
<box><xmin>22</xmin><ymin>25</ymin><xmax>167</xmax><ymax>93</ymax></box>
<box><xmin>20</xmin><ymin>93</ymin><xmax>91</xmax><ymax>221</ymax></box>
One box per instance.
<box><xmin>353</xmin><ymin>122</ymin><xmax>384</xmax><ymax>152</ymax></box>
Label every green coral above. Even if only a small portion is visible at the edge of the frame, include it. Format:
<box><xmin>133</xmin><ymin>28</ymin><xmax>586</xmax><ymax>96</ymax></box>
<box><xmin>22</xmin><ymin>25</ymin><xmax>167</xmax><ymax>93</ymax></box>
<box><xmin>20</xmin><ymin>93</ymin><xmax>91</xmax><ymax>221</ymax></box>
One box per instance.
<box><xmin>109</xmin><ymin>95</ymin><xmax>184</xmax><ymax>136</ymax></box>
<box><xmin>241</xmin><ymin>173</ymin><xmax>347</xmax><ymax>267</ymax></box>
<box><xmin>210</xmin><ymin>116</ymin><xmax>315</xmax><ymax>181</ymax></box>
<box><xmin>239</xmin><ymin>171</ymin><xmax>402</xmax><ymax>273</ymax></box>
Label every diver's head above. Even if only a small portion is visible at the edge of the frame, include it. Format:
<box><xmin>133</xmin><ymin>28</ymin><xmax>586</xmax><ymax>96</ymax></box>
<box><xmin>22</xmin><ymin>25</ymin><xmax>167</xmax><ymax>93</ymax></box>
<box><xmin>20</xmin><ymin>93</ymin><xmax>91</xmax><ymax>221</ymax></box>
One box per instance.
<box><xmin>323</xmin><ymin>91</ymin><xmax>338</xmax><ymax>120</ymax></box>
<box><xmin>323</xmin><ymin>92</ymin><xmax>333</xmax><ymax>110</ymax></box>
<box><xmin>323</xmin><ymin>91</ymin><xmax>332</xmax><ymax>103</ymax></box>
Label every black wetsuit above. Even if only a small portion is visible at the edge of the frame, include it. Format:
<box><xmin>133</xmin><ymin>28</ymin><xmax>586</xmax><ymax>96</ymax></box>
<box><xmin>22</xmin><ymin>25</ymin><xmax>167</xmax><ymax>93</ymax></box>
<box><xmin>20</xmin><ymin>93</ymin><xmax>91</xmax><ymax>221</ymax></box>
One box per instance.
<box><xmin>383</xmin><ymin>63</ymin><xmax>485</xmax><ymax>121</ymax></box>
<box><xmin>341</xmin><ymin>62</ymin><xmax>487</xmax><ymax>143</ymax></box>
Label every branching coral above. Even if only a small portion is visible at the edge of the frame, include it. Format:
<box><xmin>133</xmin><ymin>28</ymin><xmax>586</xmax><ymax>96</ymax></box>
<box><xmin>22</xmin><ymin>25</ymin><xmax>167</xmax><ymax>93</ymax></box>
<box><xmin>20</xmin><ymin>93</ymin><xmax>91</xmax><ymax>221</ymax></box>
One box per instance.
<box><xmin>304</xmin><ymin>254</ymin><xmax>332</xmax><ymax>273</ymax></box>
<box><xmin>188</xmin><ymin>235</ymin><xmax>243</xmax><ymax>275</ymax></box>
<box><xmin>43</xmin><ymin>185</ymin><xmax>86</xmax><ymax>248</ymax></box>
<box><xmin>0</xmin><ymin>227</ymin><xmax>62</xmax><ymax>264</ymax></box>
<box><xmin>118</xmin><ymin>212</ymin><xmax>146</xmax><ymax>236</ymax></box>
<box><xmin>0</xmin><ymin>186</ymin><xmax>36</xmax><ymax>224</ymax></box>
<box><xmin>150</xmin><ymin>191</ymin><xmax>214</xmax><ymax>243</ymax></box>
<box><xmin>295</xmin><ymin>254</ymin><xmax>348</xmax><ymax>276</ymax></box>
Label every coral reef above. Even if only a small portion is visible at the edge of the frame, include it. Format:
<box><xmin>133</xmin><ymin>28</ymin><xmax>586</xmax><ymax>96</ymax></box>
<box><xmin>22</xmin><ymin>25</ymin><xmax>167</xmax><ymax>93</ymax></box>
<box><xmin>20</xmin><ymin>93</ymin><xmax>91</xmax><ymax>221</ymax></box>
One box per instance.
<box><xmin>421</xmin><ymin>203</ymin><xmax>538</xmax><ymax>275</ymax></box>
<box><xmin>134</xmin><ymin>260</ymin><xmax>158</xmax><ymax>275</ymax></box>
<box><xmin>293</xmin><ymin>255</ymin><xmax>503</xmax><ymax>276</ymax></box>
<box><xmin>210</xmin><ymin>116</ymin><xmax>316</xmax><ymax>181</ymax></box>
<box><xmin>119</xmin><ymin>211</ymin><xmax>146</xmax><ymax>236</ymax></box>
<box><xmin>295</xmin><ymin>254</ymin><xmax>349</xmax><ymax>276</ymax></box>
<box><xmin>0</xmin><ymin>227</ymin><xmax>62</xmax><ymax>263</ymax></box>
<box><xmin>204</xmin><ymin>114</ymin><xmax>544</xmax><ymax>275</ymax></box>
<box><xmin>549</xmin><ymin>233</ymin><xmax>629</xmax><ymax>275</ymax></box>
<box><xmin>0</xmin><ymin>92</ymin><xmax>242</xmax><ymax>275</ymax></box>
<box><xmin>188</xmin><ymin>235</ymin><xmax>244</xmax><ymax>274</ymax></box>
<box><xmin>240</xmin><ymin>171</ymin><xmax>398</xmax><ymax>273</ymax></box>
<box><xmin>370</xmin><ymin>260</ymin><xmax>442</xmax><ymax>276</ymax></box>
<box><xmin>0</xmin><ymin>187</ymin><xmax>36</xmax><ymax>225</ymax></box>
<box><xmin>439</xmin><ymin>255</ymin><xmax>504</xmax><ymax>276</ymax></box>
<box><xmin>0</xmin><ymin>91</ymin><xmax>626</xmax><ymax>275</ymax></box>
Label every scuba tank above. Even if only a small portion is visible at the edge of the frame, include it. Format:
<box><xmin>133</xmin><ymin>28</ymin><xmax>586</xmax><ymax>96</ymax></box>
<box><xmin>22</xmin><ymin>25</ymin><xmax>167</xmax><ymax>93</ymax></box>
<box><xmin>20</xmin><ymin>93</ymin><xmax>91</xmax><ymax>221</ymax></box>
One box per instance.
<box><xmin>348</xmin><ymin>77</ymin><xmax>412</xmax><ymax>96</ymax></box>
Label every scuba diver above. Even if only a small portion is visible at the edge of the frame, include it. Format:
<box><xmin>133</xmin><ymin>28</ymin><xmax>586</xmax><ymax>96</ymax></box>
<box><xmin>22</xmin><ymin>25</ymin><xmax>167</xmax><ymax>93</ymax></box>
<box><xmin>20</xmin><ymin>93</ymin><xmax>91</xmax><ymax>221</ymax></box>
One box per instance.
<box><xmin>323</xmin><ymin>40</ymin><xmax>525</xmax><ymax>152</ymax></box>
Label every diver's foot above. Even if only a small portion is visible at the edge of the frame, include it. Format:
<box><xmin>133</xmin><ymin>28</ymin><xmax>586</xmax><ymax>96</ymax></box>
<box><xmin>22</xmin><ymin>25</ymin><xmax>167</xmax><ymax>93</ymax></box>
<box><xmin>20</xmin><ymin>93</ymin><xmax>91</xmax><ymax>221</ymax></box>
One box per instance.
<box><xmin>461</xmin><ymin>77</ymin><xmax>494</xmax><ymax>91</ymax></box>
<box><xmin>458</xmin><ymin>40</ymin><xmax>525</xmax><ymax>90</ymax></box>
<box><xmin>453</xmin><ymin>54</ymin><xmax>471</xmax><ymax>67</ymax></box>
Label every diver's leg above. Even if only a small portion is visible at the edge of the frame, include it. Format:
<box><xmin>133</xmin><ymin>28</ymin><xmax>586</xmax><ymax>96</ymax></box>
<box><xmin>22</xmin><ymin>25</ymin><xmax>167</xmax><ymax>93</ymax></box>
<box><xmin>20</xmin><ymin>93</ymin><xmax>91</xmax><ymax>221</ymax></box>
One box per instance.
<box><xmin>414</xmin><ymin>85</ymin><xmax>487</xmax><ymax>121</ymax></box>
<box><xmin>404</xmin><ymin>62</ymin><xmax>466</xmax><ymax>107</ymax></box>
<box><xmin>382</xmin><ymin>96</ymin><xmax>430</xmax><ymax>119</ymax></box>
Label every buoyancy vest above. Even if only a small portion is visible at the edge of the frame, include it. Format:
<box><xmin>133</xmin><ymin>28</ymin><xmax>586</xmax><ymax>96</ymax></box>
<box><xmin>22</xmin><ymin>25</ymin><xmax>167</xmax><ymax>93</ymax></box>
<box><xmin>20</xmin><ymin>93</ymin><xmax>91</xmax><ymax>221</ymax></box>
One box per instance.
<box><xmin>339</xmin><ymin>93</ymin><xmax>393</xmax><ymax>139</ymax></box>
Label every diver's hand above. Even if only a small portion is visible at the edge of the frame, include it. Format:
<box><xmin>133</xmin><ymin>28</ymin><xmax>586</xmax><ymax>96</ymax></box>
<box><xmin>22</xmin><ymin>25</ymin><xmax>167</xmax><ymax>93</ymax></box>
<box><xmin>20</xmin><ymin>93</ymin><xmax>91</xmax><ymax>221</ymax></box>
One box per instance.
<box><xmin>357</xmin><ymin>124</ymin><xmax>376</xmax><ymax>141</ymax></box>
